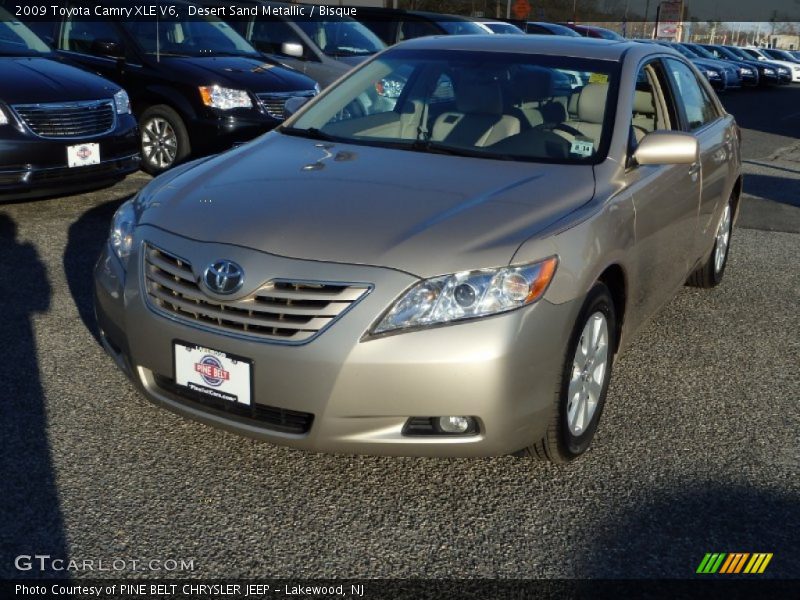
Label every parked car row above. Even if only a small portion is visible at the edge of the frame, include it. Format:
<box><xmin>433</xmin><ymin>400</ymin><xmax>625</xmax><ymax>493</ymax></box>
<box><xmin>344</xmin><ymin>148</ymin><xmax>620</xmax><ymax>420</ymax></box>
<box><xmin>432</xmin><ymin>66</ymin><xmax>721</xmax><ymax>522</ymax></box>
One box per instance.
<box><xmin>3</xmin><ymin>1</ymin><xmax>394</xmax><ymax>200</ymax></box>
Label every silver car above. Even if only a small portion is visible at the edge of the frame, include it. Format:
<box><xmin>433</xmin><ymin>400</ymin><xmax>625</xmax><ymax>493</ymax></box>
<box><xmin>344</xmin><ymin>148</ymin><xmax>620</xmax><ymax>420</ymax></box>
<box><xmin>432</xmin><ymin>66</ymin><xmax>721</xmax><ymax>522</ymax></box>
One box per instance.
<box><xmin>95</xmin><ymin>36</ymin><xmax>741</xmax><ymax>461</ymax></box>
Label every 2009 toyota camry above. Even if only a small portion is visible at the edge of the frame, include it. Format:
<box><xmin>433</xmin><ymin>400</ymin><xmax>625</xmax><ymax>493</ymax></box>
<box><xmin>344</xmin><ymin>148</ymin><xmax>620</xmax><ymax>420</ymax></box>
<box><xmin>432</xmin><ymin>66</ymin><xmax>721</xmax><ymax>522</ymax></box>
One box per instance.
<box><xmin>95</xmin><ymin>35</ymin><xmax>741</xmax><ymax>461</ymax></box>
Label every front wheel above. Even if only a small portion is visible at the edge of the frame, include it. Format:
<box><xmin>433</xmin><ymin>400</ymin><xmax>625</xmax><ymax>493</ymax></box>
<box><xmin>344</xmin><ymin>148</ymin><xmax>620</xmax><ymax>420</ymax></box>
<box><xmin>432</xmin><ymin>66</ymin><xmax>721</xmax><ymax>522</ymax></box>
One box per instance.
<box><xmin>520</xmin><ymin>282</ymin><xmax>617</xmax><ymax>462</ymax></box>
<box><xmin>687</xmin><ymin>198</ymin><xmax>733</xmax><ymax>288</ymax></box>
<box><xmin>139</xmin><ymin>105</ymin><xmax>191</xmax><ymax>175</ymax></box>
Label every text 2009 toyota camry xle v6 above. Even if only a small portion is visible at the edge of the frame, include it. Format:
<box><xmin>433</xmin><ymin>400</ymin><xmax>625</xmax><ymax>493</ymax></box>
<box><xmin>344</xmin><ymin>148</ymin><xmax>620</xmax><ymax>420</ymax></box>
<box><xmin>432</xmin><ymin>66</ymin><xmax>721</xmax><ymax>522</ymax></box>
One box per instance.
<box><xmin>95</xmin><ymin>36</ymin><xmax>741</xmax><ymax>461</ymax></box>
<box><xmin>0</xmin><ymin>10</ymin><xmax>138</xmax><ymax>201</ymax></box>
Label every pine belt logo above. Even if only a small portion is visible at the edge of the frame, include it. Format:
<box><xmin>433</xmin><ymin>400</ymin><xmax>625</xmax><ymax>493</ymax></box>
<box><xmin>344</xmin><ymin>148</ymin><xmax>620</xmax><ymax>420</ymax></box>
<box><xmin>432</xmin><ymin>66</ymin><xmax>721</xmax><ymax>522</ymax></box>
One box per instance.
<box><xmin>696</xmin><ymin>552</ymin><xmax>773</xmax><ymax>574</ymax></box>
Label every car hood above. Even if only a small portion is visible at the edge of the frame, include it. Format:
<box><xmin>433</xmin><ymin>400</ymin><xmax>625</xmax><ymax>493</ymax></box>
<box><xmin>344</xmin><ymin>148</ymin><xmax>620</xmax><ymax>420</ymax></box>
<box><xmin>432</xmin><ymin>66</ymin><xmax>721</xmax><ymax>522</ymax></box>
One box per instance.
<box><xmin>0</xmin><ymin>56</ymin><xmax>119</xmax><ymax>104</ymax></box>
<box><xmin>156</xmin><ymin>56</ymin><xmax>316</xmax><ymax>92</ymax></box>
<box><xmin>334</xmin><ymin>54</ymin><xmax>374</xmax><ymax>67</ymax></box>
<box><xmin>139</xmin><ymin>134</ymin><xmax>595</xmax><ymax>278</ymax></box>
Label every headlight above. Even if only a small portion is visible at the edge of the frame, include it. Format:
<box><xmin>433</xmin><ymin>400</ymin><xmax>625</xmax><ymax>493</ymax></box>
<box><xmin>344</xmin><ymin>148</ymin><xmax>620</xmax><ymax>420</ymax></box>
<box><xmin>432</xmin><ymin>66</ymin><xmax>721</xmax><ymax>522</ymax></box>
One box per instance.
<box><xmin>371</xmin><ymin>257</ymin><xmax>558</xmax><ymax>335</ymax></box>
<box><xmin>199</xmin><ymin>85</ymin><xmax>253</xmax><ymax>110</ymax></box>
<box><xmin>0</xmin><ymin>106</ymin><xmax>8</xmax><ymax>125</ymax></box>
<box><xmin>764</xmin><ymin>68</ymin><xmax>775</xmax><ymax>74</ymax></box>
<box><xmin>313</xmin><ymin>82</ymin><xmax>321</xmax><ymax>95</ymax></box>
<box><xmin>109</xmin><ymin>199</ymin><xmax>138</xmax><ymax>265</ymax></box>
<box><xmin>113</xmin><ymin>89</ymin><xmax>131</xmax><ymax>114</ymax></box>
<box><xmin>705</xmin><ymin>70</ymin><xmax>721</xmax><ymax>79</ymax></box>
<box><xmin>740</xmin><ymin>67</ymin><xmax>752</xmax><ymax>75</ymax></box>
<box><xmin>778</xmin><ymin>67</ymin><xmax>789</xmax><ymax>74</ymax></box>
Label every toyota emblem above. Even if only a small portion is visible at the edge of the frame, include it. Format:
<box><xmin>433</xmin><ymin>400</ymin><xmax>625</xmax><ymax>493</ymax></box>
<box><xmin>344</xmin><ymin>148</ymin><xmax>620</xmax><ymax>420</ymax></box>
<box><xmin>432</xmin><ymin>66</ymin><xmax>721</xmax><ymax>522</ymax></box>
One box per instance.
<box><xmin>203</xmin><ymin>259</ymin><xmax>244</xmax><ymax>295</ymax></box>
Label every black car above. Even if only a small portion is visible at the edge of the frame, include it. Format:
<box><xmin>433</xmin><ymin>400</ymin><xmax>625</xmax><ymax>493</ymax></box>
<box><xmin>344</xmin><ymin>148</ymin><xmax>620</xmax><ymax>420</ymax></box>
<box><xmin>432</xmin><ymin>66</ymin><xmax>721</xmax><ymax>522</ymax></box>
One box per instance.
<box><xmin>700</xmin><ymin>44</ymin><xmax>781</xmax><ymax>86</ymax></box>
<box><xmin>354</xmin><ymin>8</ymin><xmax>488</xmax><ymax>46</ymax></box>
<box><xmin>521</xmin><ymin>22</ymin><xmax>582</xmax><ymax>36</ymax></box>
<box><xmin>29</xmin><ymin>3</ymin><xmax>318</xmax><ymax>174</ymax></box>
<box><xmin>0</xmin><ymin>11</ymin><xmax>139</xmax><ymax>201</ymax></box>
<box><xmin>681</xmin><ymin>43</ymin><xmax>759</xmax><ymax>87</ymax></box>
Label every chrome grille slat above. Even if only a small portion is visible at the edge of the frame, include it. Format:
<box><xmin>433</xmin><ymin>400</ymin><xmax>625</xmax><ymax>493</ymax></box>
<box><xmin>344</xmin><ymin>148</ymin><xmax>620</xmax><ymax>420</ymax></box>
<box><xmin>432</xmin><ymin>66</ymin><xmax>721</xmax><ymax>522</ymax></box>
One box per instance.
<box><xmin>143</xmin><ymin>243</ymin><xmax>370</xmax><ymax>343</ymax></box>
<box><xmin>256</xmin><ymin>90</ymin><xmax>315</xmax><ymax>120</ymax></box>
<box><xmin>12</xmin><ymin>100</ymin><xmax>116</xmax><ymax>139</ymax></box>
<box><xmin>255</xmin><ymin>285</ymin><xmax>366</xmax><ymax>302</ymax></box>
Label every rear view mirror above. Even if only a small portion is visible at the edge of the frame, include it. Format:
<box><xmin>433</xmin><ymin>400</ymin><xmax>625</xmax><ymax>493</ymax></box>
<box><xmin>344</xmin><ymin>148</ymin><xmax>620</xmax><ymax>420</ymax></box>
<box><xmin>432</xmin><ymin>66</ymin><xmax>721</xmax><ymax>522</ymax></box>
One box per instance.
<box><xmin>91</xmin><ymin>39</ymin><xmax>125</xmax><ymax>60</ymax></box>
<box><xmin>633</xmin><ymin>131</ymin><xmax>699</xmax><ymax>166</ymax></box>
<box><xmin>281</xmin><ymin>42</ymin><xmax>304</xmax><ymax>59</ymax></box>
<box><xmin>283</xmin><ymin>96</ymin><xmax>310</xmax><ymax>118</ymax></box>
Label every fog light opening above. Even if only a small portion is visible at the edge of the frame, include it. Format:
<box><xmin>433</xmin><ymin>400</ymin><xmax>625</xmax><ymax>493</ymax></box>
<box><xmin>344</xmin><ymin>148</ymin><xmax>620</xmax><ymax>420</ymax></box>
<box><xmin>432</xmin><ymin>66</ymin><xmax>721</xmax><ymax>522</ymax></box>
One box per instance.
<box><xmin>438</xmin><ymin>416</ymin><xmax>471</xmax><ymax>433</ymax></box>
<box><xmin>402</xmin><ymin>416</ymin><xmax>479</xmax><ymax>436</ymax></box>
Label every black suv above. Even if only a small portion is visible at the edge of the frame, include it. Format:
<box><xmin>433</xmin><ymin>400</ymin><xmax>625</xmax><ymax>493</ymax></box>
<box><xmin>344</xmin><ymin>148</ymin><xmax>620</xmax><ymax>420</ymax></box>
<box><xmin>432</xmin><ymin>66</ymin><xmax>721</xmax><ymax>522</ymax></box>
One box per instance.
<box><xmin>29</xmin><ymin>4</ymin><xmax>318</xmax><ymax>174</ymax></box>
<box><xmin>0</xmin><ymin>10</ymin><xmax>138</xmax><ymax>201</ymax></box>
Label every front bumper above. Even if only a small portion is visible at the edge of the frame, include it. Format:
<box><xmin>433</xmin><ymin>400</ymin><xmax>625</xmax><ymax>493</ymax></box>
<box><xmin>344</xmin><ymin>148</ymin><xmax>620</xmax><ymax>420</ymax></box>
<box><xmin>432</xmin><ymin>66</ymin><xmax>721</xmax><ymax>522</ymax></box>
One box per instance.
<box><xmin>94</xmin><ymin>228</ymin><xmax>579</xmax><ymax>457</ymax></box>
<box><xmin>0</xmin><ymin>115</ymin><xmax>139</xmax><ymax>201</ymax></box>
<box><xmin>187</xmin><ymin>109</ymin><xmax>281</xmax><ymax>156</ymax></box>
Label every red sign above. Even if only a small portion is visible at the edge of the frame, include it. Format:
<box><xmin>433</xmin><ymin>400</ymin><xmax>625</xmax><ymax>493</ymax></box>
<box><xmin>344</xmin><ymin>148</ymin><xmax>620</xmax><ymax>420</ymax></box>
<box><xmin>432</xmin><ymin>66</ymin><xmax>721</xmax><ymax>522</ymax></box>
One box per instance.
<box><xmin>512</xmin><ymin>0</ymin><xmax>531</xmax><ymax>21</ymax></box>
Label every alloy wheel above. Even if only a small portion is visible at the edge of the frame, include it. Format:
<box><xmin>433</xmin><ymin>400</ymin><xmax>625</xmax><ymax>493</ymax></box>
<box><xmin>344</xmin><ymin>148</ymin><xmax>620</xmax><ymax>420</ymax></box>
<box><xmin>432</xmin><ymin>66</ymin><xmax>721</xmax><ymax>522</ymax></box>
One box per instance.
<box><xmin>141</xmin><ymin>117</ymin><xmax>178</xmax><ymax>170</ymax></box>
<box><xmin>567</xmin><ymin>311</ymin><xmax>609</xmax><ymax>436</ymax></box>
<box><xmin>714</xmin><ymin>203</ymin><xmax>732</xmax><ymax>274</ymax></box>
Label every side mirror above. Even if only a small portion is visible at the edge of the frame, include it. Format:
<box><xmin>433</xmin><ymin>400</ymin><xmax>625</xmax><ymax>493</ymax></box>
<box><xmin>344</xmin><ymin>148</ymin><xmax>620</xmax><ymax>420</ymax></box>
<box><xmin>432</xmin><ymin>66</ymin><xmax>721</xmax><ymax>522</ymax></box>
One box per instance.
<box><xmin>91</xmin><ymin>39</ymin><xmax>125</xmax><ymax>60</ymax></box>
<box><xmin>633</xmin><ymin>131</ymin><xmax>699</xmax><ymax>166</ymax></box>
<box><xmin>283</xmin><ymin>96</ymin><xmax>310</xmax><ymax>118</ymax></box>
<box><xmin>281</xmin><ymin>42</ymin><xmax>305</xmax><ymax>59</ymax></box>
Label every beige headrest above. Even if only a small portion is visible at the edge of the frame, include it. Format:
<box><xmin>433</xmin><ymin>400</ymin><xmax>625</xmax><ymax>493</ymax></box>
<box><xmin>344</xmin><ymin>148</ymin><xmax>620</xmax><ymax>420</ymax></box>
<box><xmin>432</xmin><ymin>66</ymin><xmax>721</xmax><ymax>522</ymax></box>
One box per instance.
<box><xmin>633</xmin><ymin>90</ymin><xmax>655</xmax><ymax>115</ymax></box>
<box><xmin>577</xmin><ymin>83</ymin><xmax>609</xmax><ymax>124</ymax></box>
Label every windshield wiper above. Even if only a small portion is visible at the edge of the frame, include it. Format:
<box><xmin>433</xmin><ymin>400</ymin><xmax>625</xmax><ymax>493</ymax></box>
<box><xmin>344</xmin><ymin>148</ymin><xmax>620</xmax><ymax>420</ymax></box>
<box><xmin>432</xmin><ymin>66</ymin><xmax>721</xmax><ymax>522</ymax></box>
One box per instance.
<box><xmin>279</xmin><ymin>126</ymin><xmax>338</xmax><ymax>141</ymax></box>
<box><xmin>407</xmin><ymin>140</ymin><xmax>516</xmax><ymax>161</ymax></box>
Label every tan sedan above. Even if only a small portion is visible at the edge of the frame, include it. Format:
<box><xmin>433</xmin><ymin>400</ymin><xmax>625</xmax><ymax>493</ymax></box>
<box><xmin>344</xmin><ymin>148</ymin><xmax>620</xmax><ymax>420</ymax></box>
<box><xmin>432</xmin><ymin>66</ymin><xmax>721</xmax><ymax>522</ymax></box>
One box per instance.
<box><xmin>95</xmin><ymin>36</ymin><xmax>741</xmax><ymax>461</ymax></box>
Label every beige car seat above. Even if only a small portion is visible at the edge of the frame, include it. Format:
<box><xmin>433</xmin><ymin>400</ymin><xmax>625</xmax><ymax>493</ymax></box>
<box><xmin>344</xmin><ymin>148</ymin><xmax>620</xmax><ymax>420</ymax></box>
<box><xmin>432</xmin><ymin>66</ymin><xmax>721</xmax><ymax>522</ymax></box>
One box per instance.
<box><xmin>431</xmin><ymin>76</ymin><xmax>520</xmax><ymax>147</ymax></box>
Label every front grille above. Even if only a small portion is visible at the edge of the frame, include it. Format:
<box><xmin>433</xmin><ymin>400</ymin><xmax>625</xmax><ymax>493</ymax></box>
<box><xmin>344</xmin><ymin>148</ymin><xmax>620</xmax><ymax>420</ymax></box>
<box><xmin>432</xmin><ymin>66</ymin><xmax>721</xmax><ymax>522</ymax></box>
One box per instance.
<box><xmin>143</xmin><ymin>244</ymin><xmax>371</xmax><ymax>344</ymax></box>
<box><xmin>153</xmin><ymin>374</ymin><xmax>314</xmax><ymax>434</ymax></box>
<box><xmin>12</xmin><ymin>99</ymin><xmax>116</xmax><ymax>139</ymax></box>
<box><xmin>256</xmin><ymin>90</ymin><xmax>315</xmax><ymax>120</ymax></box>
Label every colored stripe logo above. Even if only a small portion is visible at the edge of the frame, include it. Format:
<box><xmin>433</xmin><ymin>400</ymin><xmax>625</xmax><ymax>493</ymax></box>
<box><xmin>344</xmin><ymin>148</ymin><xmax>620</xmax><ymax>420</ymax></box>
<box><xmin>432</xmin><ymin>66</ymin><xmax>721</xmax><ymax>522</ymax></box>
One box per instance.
<box><xmin>697</xmin><ymin>552</ymin><xmax>773</xmax><ymax>574</ymax></box>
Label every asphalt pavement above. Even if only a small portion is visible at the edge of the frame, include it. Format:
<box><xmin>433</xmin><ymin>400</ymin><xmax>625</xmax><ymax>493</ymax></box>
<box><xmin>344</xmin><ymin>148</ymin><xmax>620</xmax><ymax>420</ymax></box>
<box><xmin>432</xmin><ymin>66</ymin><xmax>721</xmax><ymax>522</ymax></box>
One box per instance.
<box><xmin>0</xmin><ymin>88</ymin><xmax>798</xmax><ymax>580</ymax></box>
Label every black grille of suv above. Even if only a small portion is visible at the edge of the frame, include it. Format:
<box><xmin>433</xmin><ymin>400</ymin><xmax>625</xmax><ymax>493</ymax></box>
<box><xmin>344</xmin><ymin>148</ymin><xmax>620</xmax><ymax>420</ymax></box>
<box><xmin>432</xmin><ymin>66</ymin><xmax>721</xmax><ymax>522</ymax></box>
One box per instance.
<box><xmin>12</xmin><ymin>100</ymin><xmax>115</xmax><ymax>138</ymax></box>
<box><xmin>256</xmin><ymin>91</ymin><xmax>316</xmax><ymax>120</ymax></box>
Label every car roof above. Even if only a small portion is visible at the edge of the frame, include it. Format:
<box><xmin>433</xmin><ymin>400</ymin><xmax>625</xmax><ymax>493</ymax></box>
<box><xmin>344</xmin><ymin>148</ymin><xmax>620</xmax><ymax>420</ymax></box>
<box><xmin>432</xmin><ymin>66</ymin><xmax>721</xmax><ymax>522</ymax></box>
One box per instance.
<box><xmin>394</xmin><ymin>34</ymin><xmax>648</xmax><ymax>61</ymax></box>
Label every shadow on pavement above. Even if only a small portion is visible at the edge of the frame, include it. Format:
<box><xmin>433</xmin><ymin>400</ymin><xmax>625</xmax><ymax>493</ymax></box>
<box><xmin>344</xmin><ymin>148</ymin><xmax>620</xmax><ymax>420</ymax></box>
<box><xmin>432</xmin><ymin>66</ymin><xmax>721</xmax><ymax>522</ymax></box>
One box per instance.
<box><xmin>742</xmin><ymin>172</ymin><xmax>800</xmax><ymax>208</ymax></box>
<box><xmin>0</xmin><ymin>213</ymin><xmax>68</xmax><ymax>578</ymax></box>
<box><xmin>63</xmin><ymin>195</ymin><xmax>133</xmax><ymax>345</ymax></box>
<box><xmin>574</xmin><ymin>483</ymin><xmax>799</xmax><ymax>579</ymax></box>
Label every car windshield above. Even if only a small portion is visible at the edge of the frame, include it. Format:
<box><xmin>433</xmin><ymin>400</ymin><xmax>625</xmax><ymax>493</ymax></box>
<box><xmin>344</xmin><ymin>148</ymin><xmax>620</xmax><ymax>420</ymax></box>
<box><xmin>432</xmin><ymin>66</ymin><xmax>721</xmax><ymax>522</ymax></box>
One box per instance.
<box><xmin>685</xmin><ymin>43</ymin><xmax>716</xmax><ymax>59</ymax></box>
<box><xmin>730</xmin><ymin>47</ymin><xmax>756</xmax><ymax>59</ymax></box>
<box><xmin>669</xmin><ymin>44</ymin><xmax>697</xmax><ymax>58</ymax></box>
<box><xmin>295</xmin><ymin>17</ymin><xmax>384</xmax><ymax>57</ymax></box>
<box><xmin>765</xmin><ymin>49</ymin><xmax>795</xmax><ymax>61</ymax></box>
<box><xmin>122</xmin><ymin>17</ymin><xmax>258</xmax><ymax>57</ymax></box>
<box><xmin>711</xmin><ymin>46</ymin><xmax>741</xmax><ymax>60</ymax></box>
<box><xmin>0</xmin><ymin>10</ymin><xmax>52</xmax><ymax>56</ymax></box>
<box><xmin>484</xmin><ymin>23</ymin><xmax>524</xmax><ymax>34</ymax></box>
<box><xmin>592</xmin><ymin>28</ymin><xmax>624</xmax><ymax>40</ymax></box>
<box><xmin>284</xmin><ymin>49</ymin><xmax>618</xmax><ymax>164</ymax></box>
<box><xmin>438</xmin><ymin>20</ymin><xmax>490</xmax><ymax>35</ymax></box>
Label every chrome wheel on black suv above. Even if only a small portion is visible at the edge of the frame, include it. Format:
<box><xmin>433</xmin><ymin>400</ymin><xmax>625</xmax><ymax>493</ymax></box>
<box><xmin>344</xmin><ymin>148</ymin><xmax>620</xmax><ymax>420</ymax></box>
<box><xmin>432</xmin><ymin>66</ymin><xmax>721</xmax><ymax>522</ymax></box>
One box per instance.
<box><xmin>139</xmin><ymin>106</ymin><xmax>190</xmax><ymax>175</ymax></box>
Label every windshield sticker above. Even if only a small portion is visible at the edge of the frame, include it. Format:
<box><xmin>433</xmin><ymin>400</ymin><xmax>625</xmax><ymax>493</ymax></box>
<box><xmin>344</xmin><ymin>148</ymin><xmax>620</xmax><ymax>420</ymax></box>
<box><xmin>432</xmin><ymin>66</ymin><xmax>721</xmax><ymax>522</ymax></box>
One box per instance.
<box><xmin>570</xmin><ymin>139</ymin><xmax>594</xmax><ymax>157</ymax></box>
<box><xmin>589</xmin><ymin>73</ymin><xmax>609</xmax><ymax>84</ymax></box>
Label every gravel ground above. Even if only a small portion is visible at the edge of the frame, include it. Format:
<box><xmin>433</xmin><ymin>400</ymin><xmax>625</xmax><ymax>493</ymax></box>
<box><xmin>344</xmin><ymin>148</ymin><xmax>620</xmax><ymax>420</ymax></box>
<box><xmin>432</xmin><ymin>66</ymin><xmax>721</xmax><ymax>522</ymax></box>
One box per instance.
<box><xmin>0</xmin><ymin>91</ymin><xmax>798</xmax><ymax>581</ymax></box>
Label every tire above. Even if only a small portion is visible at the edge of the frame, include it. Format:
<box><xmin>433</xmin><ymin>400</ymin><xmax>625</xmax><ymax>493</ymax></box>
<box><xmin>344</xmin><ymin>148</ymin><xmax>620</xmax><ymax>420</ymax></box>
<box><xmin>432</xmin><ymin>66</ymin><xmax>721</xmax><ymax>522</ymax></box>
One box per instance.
<box><xmin>520</xmin><ymin>282</ymin><xmax>617</xmax><ymax>462</ymax></box>
<box><xmin>687</xmin><ymin>197</ymin><xmax>733</xmax><ymax>288</ymax></box>
<box><xmin>139</xmin><ymin>105</ymin><xmax>191</xmax><ymax>176</ymax></box>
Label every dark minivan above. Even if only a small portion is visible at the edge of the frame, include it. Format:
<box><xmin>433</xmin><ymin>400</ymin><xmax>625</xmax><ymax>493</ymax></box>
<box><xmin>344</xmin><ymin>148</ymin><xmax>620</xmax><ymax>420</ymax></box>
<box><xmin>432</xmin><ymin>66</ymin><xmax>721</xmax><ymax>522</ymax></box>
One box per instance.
<box><xmin>1</xmin><ymin>10</ymin><xmax>138</xmax><ymax>201</ymax></box>
<box><xmin>30</xmin><ymin>4</ymin><xmax>318</xmax><ymax>174</ymax></box>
